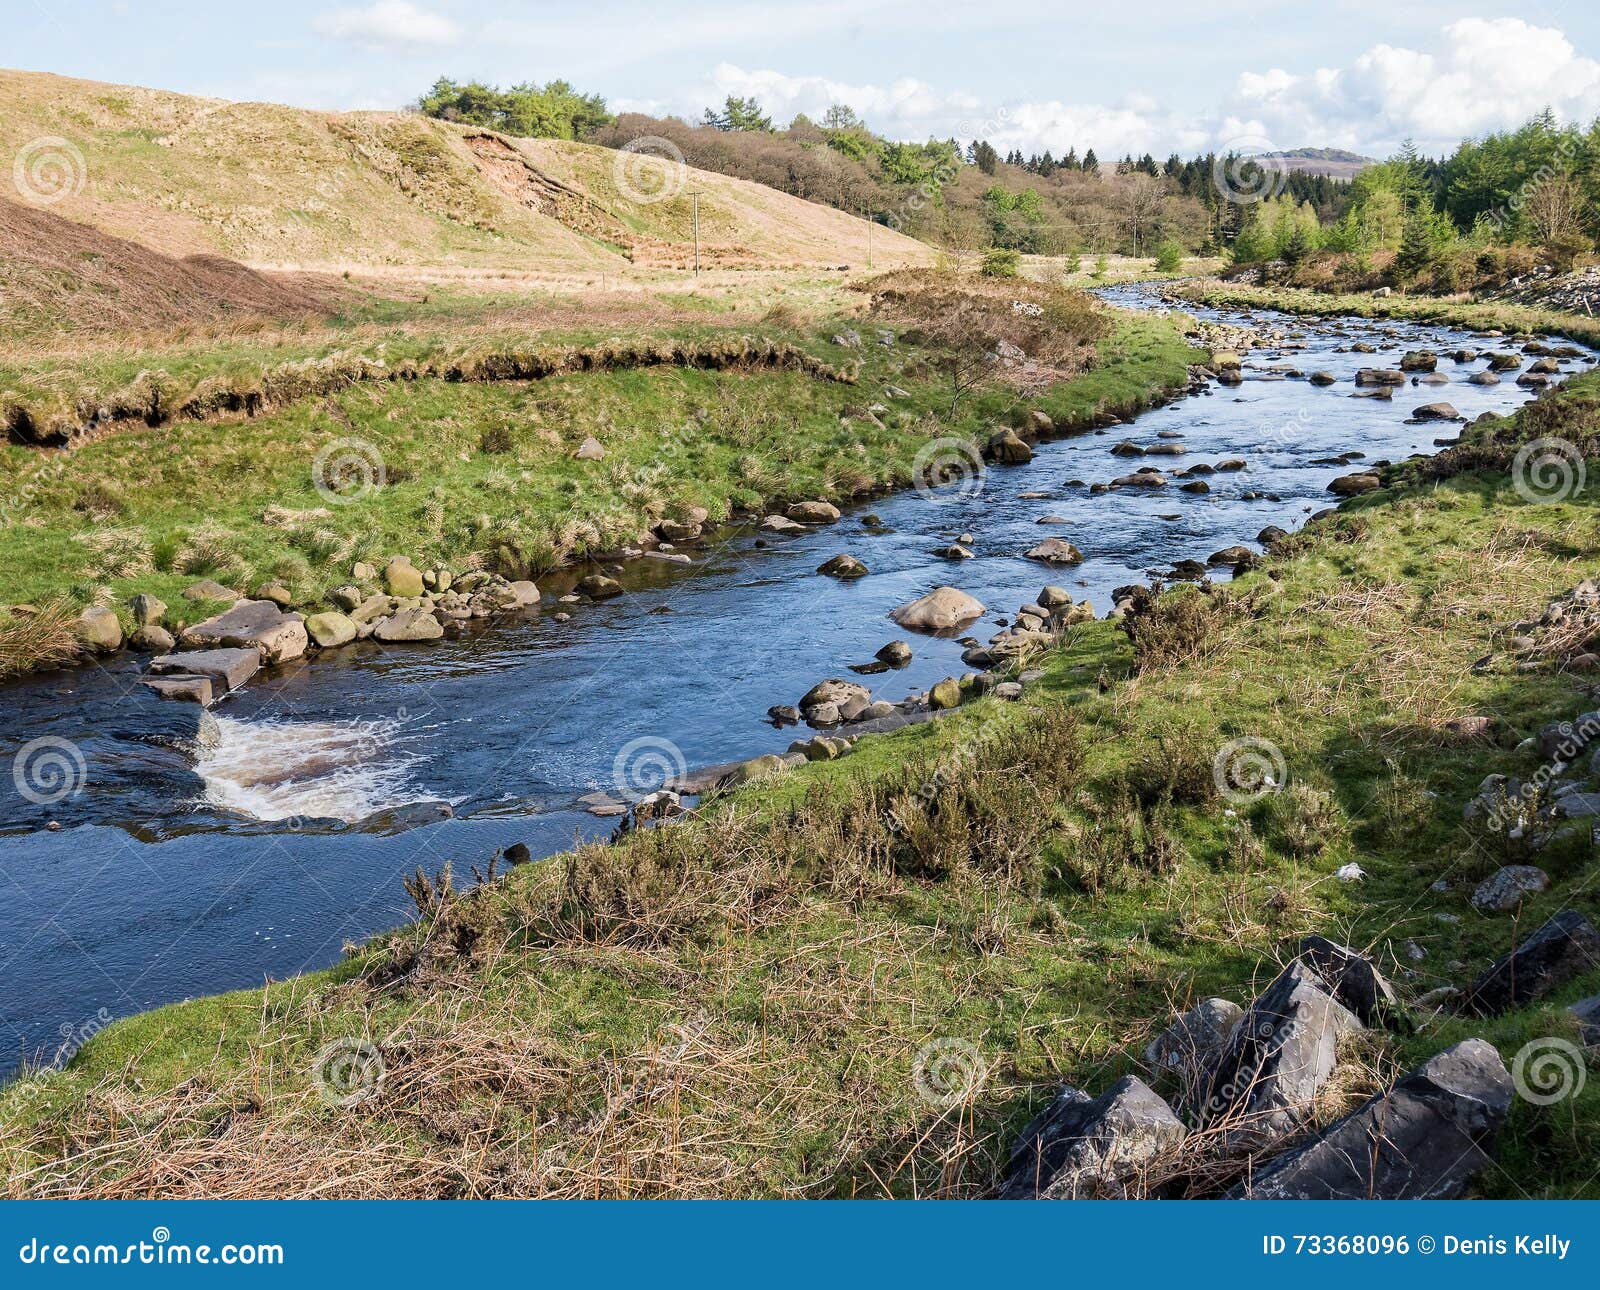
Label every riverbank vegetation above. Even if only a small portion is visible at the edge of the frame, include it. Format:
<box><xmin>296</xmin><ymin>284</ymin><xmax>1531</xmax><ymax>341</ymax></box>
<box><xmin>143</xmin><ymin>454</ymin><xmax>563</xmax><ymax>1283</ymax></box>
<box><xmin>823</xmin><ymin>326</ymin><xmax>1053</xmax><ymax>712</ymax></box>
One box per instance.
<box><xmin>1227</xmin><ymin>112</ymin><xmax>1600</xmax><ymax>294</ymax></box>
<box><xmin>0</xmin><ymin>276</ymin><xmax>1197</xmax><ymax>673</ymax></box>
<box><xmin>3</xmin><ymin>369</ymin><xmax>1597</xmax><ymax>1197</ymax></box>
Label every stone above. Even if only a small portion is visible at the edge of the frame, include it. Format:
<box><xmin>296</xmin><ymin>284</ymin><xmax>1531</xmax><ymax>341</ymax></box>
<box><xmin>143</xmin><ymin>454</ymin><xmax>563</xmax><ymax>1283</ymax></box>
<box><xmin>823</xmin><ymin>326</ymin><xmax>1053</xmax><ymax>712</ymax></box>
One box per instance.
<box><xmin>1037</xmin><ymin>585</ymin><xmax>1072</xmax><ymax>610</ymax></box>
<box><xmin>74</xmin><ymin>606</ymin><xmax>122</xmax><ymax>653</ymax></box>
<box><xmin>1199</xmin><ymin>960</ymin><xmax>1363</xmax><ymax>1145</ymax></box>
<box><xmin>1399</xmin><ymin>349</ymin><xmax>1438</xmax><ymax>373</ymax></box>
<box><xmin>761</xmin><ymin>514</ymin><xmax>805</xmax><ymax>533</ymax></box>
<box><xmin>181</xmin><ymin>599</ymin><xmax>307</xmax><ymax>664</ymax></box>
<box><xmin>1208</xmin><ymin>545</ymin><xmax>1255</xmax><ymax>567</ymax></box>
<box><xmin>254</xmin><ymin>580</ymin><xmax>294</xmax><ymax>608</ymax></box>
<box><xmin>1144</xmin><ymin>997</ymin><xmax>1243</xmax><ymax>1078</ymax></box>
<box><xmin>656</xmin><ymin>518</ymin><xmax>702</xmax><ymax>542</ymax></box>
<box><xmin>329</xmin><ymin>585</ymin><xmax>365</xmax><ymax>612</ymax></box>
<box><xmin>577</xmin><ymin>575</ymin><xmax>623</xmax><ymax>600</ymax></box>
<box><xmin>728</xmin><ymin>753</ymin><xmax>786</xmax><ymax>785</ymax></box>
<box><xmin>181</xmin><ymin>579</ymin><xmax>239</xmax><ymax>602</ymax></box>
<box><xmin>1355</xmin><ymin>368</ymin><xmax>1406</xmax><ymax>386</ymax></box>
<box><xmin>800</xmin><ymin>678</ymin><xmax>870</xmax><ymax>714</ymax></box>
<box><xmin>350</xmin><ymin>594</ymin><xmax>394</xmax><ymax>625</ymax></box>
<box><xmin>149</xmin><ymin>647</ymin><xmax>260</xmax><ymax>694</ymax></box>
<box><xmin>1228</xmin><ymin>1039</ymin><xmax>1513</xmax><ymax>1199</ymax></box>
<box><xmin>928</xmin><ymin>678</ymin><xmax>962</xmax><ymax>710</ymax></box>
<box><xmin>1464</xmin><ymin>912</ymin><xmax>1600</xmax><ymax>1015</ymax></box>
<box><xmin>889</xmin><ymin>587</ymin><xmax>986</xmax><ymax>632</ymax></box>
<box><xmin>1411</xmin><ymin>402</ymin><xmax>1461</xmax><ymax>422</ymax></box>
<box><xmin>1025</xmin><ymin>538</ymin><xmax>1084</xmax><ymax>566</ymax></box>
<box><xmin>1257</xmin><ymin>526</ymin><xmax>1290</xmax><ymax>547</ymax></box>
<box><xmin>786</xmin><ymin>500</ymin><xmax>841</xmax><ymax>525</ymax></box>
<box><xmin>1308</xmin><ymin>371</ymin><xmax>1336</xmax><ymax>386</ymax></box>
<box><xmin>1000</xmin><ymin>1076</ymin><xmax>1186</xmax><ymax>1199</ymax></box>
<box><xmin>129</xmin><ymin>593</ymin><xmax>166</xmax><ymax>626</ymax></box>
<box><xmin>1468</xmin><ymin>371</ymin><xmax>1501</xmax><ymax>386</ymax></box>
<box><xmin>1329</xmin><ymin>472</ymin><xmax>1382</xmax><ymax>496</ymax></box>
<box><xmin>304</xmin><ymin>611</ymin><xmax>358</xmax><ymax>649</ymax></box>
<box><xmin>1470</xmin><ymin>865</ymin><xmax>1550</xmax><ymax>913</ymax></box>
<box><xmin>1295</xmin><ymin>936</ymin><xmax>1400</xmax><ymax>1027</ymax></box>
<box><xmin>1111</xmin><ymin>441</ymin><xmax>1146</xmax><ymax>457</ymax></box>
<box><xmin>985</xmin><ymin>428</ymin><xmax>1034</xmax><ymax>465</ymax></box>
<box><xmin>934</xmin><ymin>544</ymin><xmax>975</xmax><ymax>560</ymax></box>
<box><xmin>1555</xmin><ymin>792</ymin><xmax>1600</xmax><ymax>819</ymax></box>
<box><xmin>383</xmin><ymin>559</ymin><xmax>424</xmax><ymax>598</ymax></box>
<box><xmin>573</xmin><ymin>436</ymin><xmax>605</xmax><ymax>461</ymax></box>
<box><xmin>817</xmin><ymin>554</ymin><xmax>869</xmax><ymax>579</ymax></box>
<box><xmin>506</xmin><ymin>580</ymin><xmax>541</xmax><ymax>608</ymax></box>
<box><xmin>140</xmin><ymin>673</ymin><xmax>215</xmax><ymax>706</ymax></box>
<box><xmin>373</xmin><ymin>608</ymin><xmax>444</xmax><ymax>642</ymax></box>
<box><xmin>1570</xmin><ymin>995</ymin><xmax>1600</xmax><ymax>1046</ymax></box>
<box><xmin>128</xmin><ymin>624</ymin><xmax>176</xmax><ymax>653</ymax></box>
<box><xmin>875</xmin><ymin>640</ymin><xmax>913</xmax><ymax>666</ymax></box>
<box><xmin>1029</xmin><ymin>409</ymin><xmax>1054</xmax><ymax>435</ymax></box>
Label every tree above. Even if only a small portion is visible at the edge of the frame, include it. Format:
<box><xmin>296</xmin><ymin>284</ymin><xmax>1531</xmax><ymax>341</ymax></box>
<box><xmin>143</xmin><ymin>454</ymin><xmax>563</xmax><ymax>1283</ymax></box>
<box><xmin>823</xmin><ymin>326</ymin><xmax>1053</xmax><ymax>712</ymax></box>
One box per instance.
<box><xmin>1082</xmin><ymin>149</ymin><xmax>1100</xmax><ymax>176</ymax></box>
<box><xmin>1119</xmin><ymin>175</ymin><xmax>1167</xmax><ymax>255</ymax></box>
<box><xmin>415</xmin><ymin>77</ymin><xmax>613</xmax><ymax>140</ymax></box>
<box><xmin>703</xmin><ymin>95</ymin><xmax>773</xmax><ymax>132</ymax></box>
<box><xmin>1521</xmin><ymin>172</ymin><xmax>1588</xmax><ymax>251</ymax></box>
<box><xmin>972</xmin><ymin>140</ymin><xmax>999</xmax><ymax>175</ymax></box>
<box><xmin>1154</xmin><ymin>240</ymin><xmax>1183</xmax><ymax>272</ymax></box>
<box><xmin>1395</xmin><ymin>211</ymin><xmax>1437</xmax><ymax>277</ymax></box>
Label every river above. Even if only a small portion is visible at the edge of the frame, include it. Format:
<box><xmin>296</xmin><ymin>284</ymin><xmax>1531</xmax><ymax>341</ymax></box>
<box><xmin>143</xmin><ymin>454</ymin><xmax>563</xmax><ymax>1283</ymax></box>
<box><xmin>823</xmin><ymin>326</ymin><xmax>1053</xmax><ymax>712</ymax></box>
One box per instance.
<box><xmin>0</xmin><ymin>285</ymin><xmax>1589</xmax><ymax>1076</ymax></box>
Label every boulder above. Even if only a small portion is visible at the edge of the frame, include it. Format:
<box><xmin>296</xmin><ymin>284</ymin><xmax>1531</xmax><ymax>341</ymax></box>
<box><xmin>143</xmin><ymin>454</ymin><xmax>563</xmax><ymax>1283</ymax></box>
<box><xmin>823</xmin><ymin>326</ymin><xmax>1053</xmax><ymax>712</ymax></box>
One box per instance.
<box><xmin>890</xmin><ymin>587</ymin><xmax>986</xmax><ymax>632</ymax></box>
<box><xmin>1144</xmin><ymin>997</ymin><xmax>1243</xmax><ymax>1079</ymax></box>
<box><xmin>1199</xmin><ymin>961</ymin><xmax>1363</xmax><ymax>1145</ymax></box>
<box><xmin>383</xmin><ymin>559</ymin><xmax>424</xmax><ymax>598</ymax></box>
<box><xmin>181</xmin><ymin>579</ymin><xmax>239</xmax><ymax>602</ymax></box>
<box><xmin>1463</xmin><ymin>912</ymin><xmax>1600</xmax><ymax>1015</ymax></box>
<box><xmin>254</xmin><ymin>580</ymin><xmax>295</xmax><ymax>608</ymax></box>
<box><xmin>577</xmin><ymin>574</ymin><xmax>624</xmax><ymax>600</ymax></box>
<box><xmin>1294</xmin><ymin>935</ymin><xmax>1400</xmax><ymax>1027</ymax></box>
<box><xmin>817</xmin><ymin>554</ymin><xmax>869</xmax><ymax>579</ymax></box>
<box><xmin>928</xmin><ymin>678</ymin><xmax>962</xmax><ymax>710</ymax></box>
<box><xmin>1411</xmin><ymin>402</ymin><xmax>1461</xmax><ymax>422</ymax></box>
<box><xmin>761</xmin><ymin>514</ymin><xmax>805</xmax><ymax>533</ymax></box>
<box><xmin>573</xmin><ymin>436</ymin><xmax>605</xmax><ymax>461</ymax></box>
<box><xmin>128</xmin><ymin>624</ymin><xmax>175</xmax><ymax>653</ymax></box>
<box><xmin>304</xmin><ymin>611</ymin><xmax>358</xmax><ymax>649</ymax></box>
<box><xmin>786</xmin><ymin>500</ymin><xmax>841</xmax><ymax>525</ymax></box>
<box><xmin>1037</xmin><ymin>586</ymin><xmax>1072</xmax><ymax>610</ymax></box>
<box><xmin>800</xmin><ymin>678</ymin><xmax>870</xmax><ymax>714</ymax></box>
<box><xmin>506</xmin><ymin>580</ymin><xmax>541</xmax><ymax>608</ymax></box>
<box><xmin>1355</xmin><ymin>368</ymin><xmax>1406</xmax><ymax>386</ymax></box>
<box><xmin>1025</xmin><ymin>538</ymin><xmax>1084</xmax><ymax>566</ymax></box>
<box><xmin>373</xmin><ymin>608</ymin><xmax>444</xmax><ymax>642</ymax></box>
<box><xmin>934</xmin><ymin>543</ymin><xmax>975</xmax><ymax>560</ymax></box>
<box><xmin>181</xmin><ymin>599</ymin><xmax>307</xmax><ymax>664</ymax></box>
<box><xmin>1469</xmin><ymin>371</ymin><xmax>1501</xmax><ymax>386</ymax></box>
<box><xmin>140</xmin><ymin>673</ymin><xmax>215</xmax><ymax>706</ymax></box>
<box><xmin>1207</xmin><ymin>545</ymin><xmax>1255</xmax><ymax>567</ymax></box>
<box><xmin>999</xmin><ymin>1076</ymin><xmax>1186</xmax><ymax>1199</ymax></box>
<box><xmin>985</xmin><ymin>428</ymin><xmax>1034</xmax><ymax>465</ymax></box>
<box><xmin>1329</xmin><ymin>472</ymin><xmax>1382</xmax><ymax>496</ymax></box>
<box><xmin>129</xmin><ymin>593</ymin><xmax>167</xmax><ymax>627</ymax></box>
<box><xmin>1308</xmin><ymin>371</ymin><xmax>1336</xmax><ymax>386</ymax></box>
<box><xmin>1229</xmin><ymin>1039</ymin><xmax>1513</xmax><ymax>1199</ymax></box>
<box><xmin>875</xmin><ymin>640</ymin><xmax>913</xmax><ymax>666</ymax></box>
<box><xmin>1470</xmin><ymin>865</ymin><xmax>1549</xmax><ymax>913</ymax></box>
<box><xmin>1111</xmin><ymin>441</ymin><xmax>1146</xmax><ymax>457</ymax></box>
<box><xmin>1571</xmin><ymin>995</ymin><xmax>1600</xmax><ymax>1046</ymax></box>
<box><xmin>74</xmin><ymin>606</ymin><xmax>122</xmax><ymax>653</ymax></box>
<box><xmin>149</xmin><ymin>647</ymin><xmax>260</xmax><ymax>694</ymax></box>
<box><xmin>1399</xmin><ymin>349</ymin><xmax>1438</xmax><ymax>373</ymax></box>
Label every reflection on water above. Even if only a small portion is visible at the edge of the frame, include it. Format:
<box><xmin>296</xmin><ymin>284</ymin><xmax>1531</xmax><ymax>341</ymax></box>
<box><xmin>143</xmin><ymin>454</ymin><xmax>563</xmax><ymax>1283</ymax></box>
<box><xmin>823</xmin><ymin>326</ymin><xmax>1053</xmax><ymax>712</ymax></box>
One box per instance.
<box><xmin>195</xmin><ymin>716</ymin><xmax>434</xmax><ymax>824</ymax></box>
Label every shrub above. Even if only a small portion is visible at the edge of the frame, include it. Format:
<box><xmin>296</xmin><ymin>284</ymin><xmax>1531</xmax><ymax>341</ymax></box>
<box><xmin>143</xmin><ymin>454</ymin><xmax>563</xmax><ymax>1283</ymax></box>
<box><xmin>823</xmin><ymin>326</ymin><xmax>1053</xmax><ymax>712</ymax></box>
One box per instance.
<box><xmin>1154</xmin><ymin>241</ymin><xmax>1183</xmax><ymax>273</ymax></box>
<box><xmin>980</xmin><ymin>247</ymin><xmax>1020</xmax><ymax>278</ymax></box>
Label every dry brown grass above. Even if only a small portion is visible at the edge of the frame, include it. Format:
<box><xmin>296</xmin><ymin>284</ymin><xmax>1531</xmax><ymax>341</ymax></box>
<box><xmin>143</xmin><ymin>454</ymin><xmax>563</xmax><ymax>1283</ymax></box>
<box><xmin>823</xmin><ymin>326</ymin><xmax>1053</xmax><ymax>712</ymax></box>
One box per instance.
<box><xmin>0</xmin><ymin>602</ymin><xmax>80</xmax><ymax>678</ymax></box>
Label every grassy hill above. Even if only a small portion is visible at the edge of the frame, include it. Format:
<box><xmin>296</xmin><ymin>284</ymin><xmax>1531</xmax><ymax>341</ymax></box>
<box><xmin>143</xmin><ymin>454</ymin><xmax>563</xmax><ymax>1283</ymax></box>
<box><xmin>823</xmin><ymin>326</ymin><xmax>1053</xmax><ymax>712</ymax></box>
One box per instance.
<box><xmin>0</xmin><ymin>70</ymin><xmax>929</xmax><ymax>277</ymax></box>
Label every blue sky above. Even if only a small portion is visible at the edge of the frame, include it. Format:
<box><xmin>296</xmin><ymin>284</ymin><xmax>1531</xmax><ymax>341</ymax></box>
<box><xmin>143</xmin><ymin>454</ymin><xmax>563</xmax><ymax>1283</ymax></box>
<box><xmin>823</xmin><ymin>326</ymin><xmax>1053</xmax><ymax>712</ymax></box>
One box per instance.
<box><xmin>8</xmin><ymin>1</ymin><xmax>1600</xmax><ymax>157</ymax></box>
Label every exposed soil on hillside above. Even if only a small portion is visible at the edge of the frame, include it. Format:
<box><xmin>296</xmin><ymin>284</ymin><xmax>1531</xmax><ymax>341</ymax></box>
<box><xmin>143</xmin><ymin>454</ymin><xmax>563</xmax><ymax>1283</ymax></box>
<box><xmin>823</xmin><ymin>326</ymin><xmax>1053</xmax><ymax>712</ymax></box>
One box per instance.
<box><xmin>0</xmin><ymin>198</ymin><xmax>344</xmax><ymax>337</ymax></box>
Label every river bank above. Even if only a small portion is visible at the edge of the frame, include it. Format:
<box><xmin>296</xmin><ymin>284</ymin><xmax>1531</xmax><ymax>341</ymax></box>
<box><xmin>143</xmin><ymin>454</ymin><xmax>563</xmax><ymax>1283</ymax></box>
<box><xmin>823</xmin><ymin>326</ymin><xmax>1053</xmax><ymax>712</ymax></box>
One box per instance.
<box><xmin>3</xmin><ymin>296</ymin><xmax>1597</xmax><ymax>1198</ymax></box>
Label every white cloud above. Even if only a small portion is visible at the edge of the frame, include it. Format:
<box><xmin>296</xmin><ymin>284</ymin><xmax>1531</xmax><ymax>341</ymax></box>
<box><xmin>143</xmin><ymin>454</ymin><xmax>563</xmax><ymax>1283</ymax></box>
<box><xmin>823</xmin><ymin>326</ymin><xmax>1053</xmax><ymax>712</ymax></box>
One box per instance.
<box><xmin>312</xmin><ymin>1</ymin><xmax>461</xmax><ymax>50</ymax></box>
<box><xmin>637</xmin><ymin>19</ymin><xmax>1600</xmax><ymax>162</ymax></box>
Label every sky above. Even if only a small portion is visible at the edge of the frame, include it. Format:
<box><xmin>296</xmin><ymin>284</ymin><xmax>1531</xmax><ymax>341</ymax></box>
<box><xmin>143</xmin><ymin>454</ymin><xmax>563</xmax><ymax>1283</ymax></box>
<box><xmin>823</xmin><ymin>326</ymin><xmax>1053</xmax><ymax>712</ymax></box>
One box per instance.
<box><xmin>7</xmin><ymin>1</ymin><xmax>1600</xmax><ymax>159</ymax></box>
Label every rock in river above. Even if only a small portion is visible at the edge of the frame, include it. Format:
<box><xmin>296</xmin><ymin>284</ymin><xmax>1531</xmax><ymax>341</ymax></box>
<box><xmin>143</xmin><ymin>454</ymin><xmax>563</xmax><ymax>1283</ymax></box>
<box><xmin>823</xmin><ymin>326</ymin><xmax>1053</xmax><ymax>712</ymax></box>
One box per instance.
<box><xmin>889</xmin><ymin>587</ymin><xmax>986</xmax><ymax>632</ymax></box>
<box><xmin>181</xmin><ymin>599</ymin><xmax>307</xmax><ymax>664</ymax></box>
<box><xmin>817</xmin><ymin>554</ymin><xmax>869</xmax><ymax>579</ymax></box>
<box><xmin>1025</xmin><ymin>538</ymin><xmax>1084</xmax><ymax>565</ymax></box>
<box><xmin>373</xmin><ymin>608</ymin><xmax>444</xmax><ymax>642</ymax></box>
<box><xmin>786</xmin><ymin>500</ymin><xmax>841</xmax><ymax>525</ymax></box>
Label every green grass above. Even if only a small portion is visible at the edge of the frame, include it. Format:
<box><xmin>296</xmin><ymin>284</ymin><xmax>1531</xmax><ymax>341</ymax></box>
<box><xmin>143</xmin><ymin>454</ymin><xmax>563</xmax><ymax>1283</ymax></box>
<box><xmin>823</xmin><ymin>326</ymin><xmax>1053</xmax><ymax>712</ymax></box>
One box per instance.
<box><xmin>4</xmin><ymin>373</ymin><xmax>1598</xmax><ymax>1198</ymax></box>
<box><xmin>0</xmin><ymin>310</ymin><xmax>1198</xmax><ymax>645</ymax></box>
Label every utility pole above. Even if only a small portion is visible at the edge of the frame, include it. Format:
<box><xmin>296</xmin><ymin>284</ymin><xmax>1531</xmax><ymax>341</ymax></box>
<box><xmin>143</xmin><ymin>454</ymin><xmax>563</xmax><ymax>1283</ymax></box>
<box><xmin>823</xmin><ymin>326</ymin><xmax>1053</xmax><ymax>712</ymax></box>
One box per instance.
<box><xmin>691</xmin><ymin>191</ymin><xmax>701</xmax><ymax>277</ymax></box>
<box><xmin>867</xmin><ymin>213</ymin><xmax>873</xmax><ymax>270</ymax></box>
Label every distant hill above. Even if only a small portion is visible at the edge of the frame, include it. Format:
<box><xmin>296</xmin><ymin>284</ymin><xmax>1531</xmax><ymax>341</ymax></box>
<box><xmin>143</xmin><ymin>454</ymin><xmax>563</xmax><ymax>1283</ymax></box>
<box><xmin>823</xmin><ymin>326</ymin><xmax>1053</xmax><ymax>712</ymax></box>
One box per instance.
<box><xmin>0</xmin><ymin>69</ymin><xmax>929</xmax><ymax>277</ymax></box>
<box><xmin>1256</xmin><ymin>148</ymin><xmax>1375</xmax><ymax>181</ymax></box>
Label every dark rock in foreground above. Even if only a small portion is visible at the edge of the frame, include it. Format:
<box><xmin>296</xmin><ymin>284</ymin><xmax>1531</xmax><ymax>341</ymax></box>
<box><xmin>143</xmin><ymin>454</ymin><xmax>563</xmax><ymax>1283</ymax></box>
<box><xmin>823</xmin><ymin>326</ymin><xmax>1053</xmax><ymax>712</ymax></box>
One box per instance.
<box><xmin>1229</xmin><ymin>1039</ymin><xmax>1512</xmax><ymax>1199</ymax></box>
<box><xmin>1462</xmin><ymin>911</ymin><xmax>1600</xmax><ymax>1015</ymax></box>
<box><xmin>1000</xmin><ymin>1075</ymin><xmax>1185</xmax><ymax>1199</ymax></box>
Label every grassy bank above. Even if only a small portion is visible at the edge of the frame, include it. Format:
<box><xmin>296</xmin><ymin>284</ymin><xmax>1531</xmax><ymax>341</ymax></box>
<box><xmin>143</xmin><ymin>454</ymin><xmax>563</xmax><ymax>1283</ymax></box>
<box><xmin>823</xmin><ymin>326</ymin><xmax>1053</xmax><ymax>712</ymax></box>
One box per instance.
<box><xmin>1168</xmin><ymin>278</ymin><xmax>1600</xmax><ymax>350</ymax></box>
<box><xmin>1</xmin><ymin>301</ymin><xmax>1199</xmax><ymax>669</ymax></box>
<box><xmin>3</xmin><ymin>370</ymin><xmax>1597</xmax><ymax>1198</ymax></box>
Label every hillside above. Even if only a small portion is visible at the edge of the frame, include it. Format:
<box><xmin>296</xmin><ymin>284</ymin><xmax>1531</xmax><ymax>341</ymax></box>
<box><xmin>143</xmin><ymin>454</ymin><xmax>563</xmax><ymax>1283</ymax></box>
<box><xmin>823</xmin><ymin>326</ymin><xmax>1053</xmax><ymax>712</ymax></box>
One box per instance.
<box><xmin>1256</xmin><ymin>147</ymin><xmax>1374</xmax><ymax>180</ymax></box>
<box><xmin>0</xmin><ymin>198</ymin><xmax>344</xmax><ymax>338</ymax></box>
<box><xmin>0</xmin><ymin>70</ymin><xmax>928</xmax><ymax>277</ymax></box>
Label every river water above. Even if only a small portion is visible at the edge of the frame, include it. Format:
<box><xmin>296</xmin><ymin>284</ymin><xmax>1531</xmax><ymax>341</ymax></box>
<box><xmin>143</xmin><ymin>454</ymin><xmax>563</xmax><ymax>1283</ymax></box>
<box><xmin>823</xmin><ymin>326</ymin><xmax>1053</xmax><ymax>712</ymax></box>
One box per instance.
<box><xmin>0</xmin><ymin>286</ymin><xmax>1589</xmax><ymax>1075</ymax></box>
